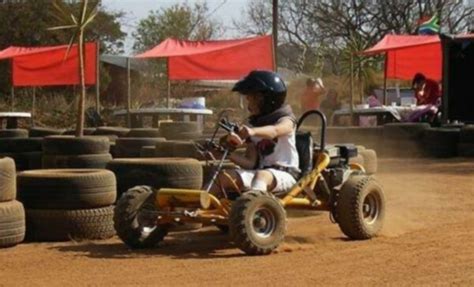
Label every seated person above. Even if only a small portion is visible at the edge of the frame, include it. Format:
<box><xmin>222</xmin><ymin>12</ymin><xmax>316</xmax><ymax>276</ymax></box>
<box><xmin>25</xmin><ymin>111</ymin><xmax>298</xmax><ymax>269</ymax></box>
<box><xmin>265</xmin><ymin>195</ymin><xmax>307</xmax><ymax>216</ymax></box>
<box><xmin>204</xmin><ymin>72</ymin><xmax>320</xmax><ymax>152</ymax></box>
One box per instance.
<box><xmin>210</xmin><ymin>70</ymin><xmax>300</xmax><ymax>195</ymax></box>
<box><xmin>412</xmin><ymin>73</ymin><xmax>441</xmax><ymax>106</ymax></box>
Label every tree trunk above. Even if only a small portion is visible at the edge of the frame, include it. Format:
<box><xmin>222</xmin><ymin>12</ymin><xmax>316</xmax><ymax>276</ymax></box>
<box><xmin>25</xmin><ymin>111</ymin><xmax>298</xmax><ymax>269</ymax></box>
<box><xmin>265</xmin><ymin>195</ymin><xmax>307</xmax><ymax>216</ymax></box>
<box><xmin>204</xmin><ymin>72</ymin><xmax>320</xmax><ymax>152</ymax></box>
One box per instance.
<box><xmin>75</xmin><ymin>31</ymin><xmax>86</xmax><ymax>137</ymax></box>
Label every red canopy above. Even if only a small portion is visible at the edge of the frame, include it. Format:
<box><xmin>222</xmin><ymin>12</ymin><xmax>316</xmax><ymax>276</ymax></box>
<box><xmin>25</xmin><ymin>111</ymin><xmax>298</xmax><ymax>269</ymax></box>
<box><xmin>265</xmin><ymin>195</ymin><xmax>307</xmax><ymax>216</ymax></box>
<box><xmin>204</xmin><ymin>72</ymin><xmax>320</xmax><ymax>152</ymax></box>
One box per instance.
<box><xmin>362</xmin><ymin>35</ymin><xmax>442</xmax><ymax>81</ymax></box>
<box><xmin>135</xmin><ymin>35</ymin><xmax>274</xmax><ymax>80</ymax></box>
<box><xmin>0</xmin><ymin>43</ymin><xmax>97</xmax><ymax>87</ymax></box>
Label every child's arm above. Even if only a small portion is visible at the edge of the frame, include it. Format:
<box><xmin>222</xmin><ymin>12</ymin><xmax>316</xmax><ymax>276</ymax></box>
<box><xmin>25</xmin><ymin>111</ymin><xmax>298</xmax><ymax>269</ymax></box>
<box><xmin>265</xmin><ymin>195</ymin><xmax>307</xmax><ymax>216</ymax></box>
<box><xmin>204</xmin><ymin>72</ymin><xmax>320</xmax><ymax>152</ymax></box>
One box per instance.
<box><xmin>240</xmin><ymin>117</ymin><xmax>295</xmax><ymax>140</ymax></box>
<box><xmin>228</xmin><ymin>143</ymin><xmax>258</xmax><ymax>170</ymax></box>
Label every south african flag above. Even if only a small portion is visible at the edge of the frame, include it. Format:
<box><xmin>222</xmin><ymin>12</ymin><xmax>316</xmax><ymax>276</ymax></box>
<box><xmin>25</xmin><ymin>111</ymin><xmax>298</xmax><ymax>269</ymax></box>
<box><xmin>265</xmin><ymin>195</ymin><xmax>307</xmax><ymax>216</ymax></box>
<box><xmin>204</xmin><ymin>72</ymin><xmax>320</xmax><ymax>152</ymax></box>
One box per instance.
<box><xmin>418</xmin><ymin>14</ymin><xmax>440</xmax><ymax>35</ymax></box>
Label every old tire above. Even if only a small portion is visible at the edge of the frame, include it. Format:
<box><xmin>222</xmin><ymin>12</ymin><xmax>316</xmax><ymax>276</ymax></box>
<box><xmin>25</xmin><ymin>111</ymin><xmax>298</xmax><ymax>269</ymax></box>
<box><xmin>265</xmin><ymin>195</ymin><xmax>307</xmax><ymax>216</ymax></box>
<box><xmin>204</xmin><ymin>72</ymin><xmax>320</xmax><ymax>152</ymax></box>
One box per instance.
<box><xmin>26</xmin><ymin>206</ymin><xmax>115</xmax><ymax>241</ymax></box>
<box><xmin>382</xmin><ymin>123</ymin><xmax>430</xmax><ymax>157</ymax></box>
<box><xmin>0</xmin><ymin>129</ymin><xmax>28</xmax><ymax>138</ymax></box>
<box><xmin>0</xmin><ymin>201</ymin><xmax>25</xmax><ymax>247</ymax></box>
<box><xmin>127</xmin><ymin>128</ymin><xmax>161</xmax><ymax>138</ymax></box>
<box><xmin>42</xmin><ymin>153</ymin><xmax>113</xmax><ymax>169</ymax></box>
<box><xmin>29</xmin><ymin>127</ymin><xmax>64</xmax><ymax>138</ymax></box>
<box><xmin>140</xmin><ymin>146</ymin><xmax>156</xmax><ymax>158</ymax></box>
<box><xmin>423</xmin><ymin>128</ymin><xmax>459</xmax><ymax>158</ymax></box>
<box><xmin>62</xmin><ymin>128</ymin><xmax>96</xmax><ymax>135</ymax></box>
<box><xmin>459</xmin><ymin>125</ymin><xmax>474</xmax><ymax>142</ymax></box>
<box><xmin>0</xmin><ymin>157</ymin><xmax>16</xmax><ymax>202</ymax></box>
<box><xmin>458</xmin><ymin>143</ymin><xmax>474</xmax><ymax>157</ymax></box>
<box><xmin>0</xmin><ymin>152</ymin><xmax>43</xmax><ymax>171</ymax></box>
<box><xmin>114</xmin><ymin>186</ymin><xmax>168</xmax><ymax>249</ymax></box>
<box><xmin>0</xmin><ymin>138</ymin><xmax>43</xmax><ymax>153</ymax></box>
<box><xmin>349</xmin><ymin>154</ymin><xmax>364</xmax><ymax>166</ymax></box>
<box><xmin>155</xmin><ymin>140</ymin><xmax>202</xmax><ymax>159</ymax></box>
<box><xmin>359</xmin><ymin>149</ymin><xmax>377</xmax><ymax>175</ymax></box>
<box><xmin>229</xmin><ymin>190</ymin><xmax>287</xmax><ymax>255</ymax></box>
<box><xmin>107</xmin><ymin>158</ymin><xmax>203</xmax><ymax>197</ymax></box>
<box><xmin>336</xmin><ymin>176</ymin><xmax>385</xmax><ymax>240</ymax></box>
<box><xmin>160</xmin><ymin>121</ymin><xmax>197</xmax><ymax>134</ymax></box>
<box><xmin>166</xmin><ymin>131</ymin><xmax>202</xmax><ymax>141</ymax></box>
<box><xmin>93</xmin><ymin>126</ymin><xmax>130</xmax><ymax>137</ymax></box>
<box><xmin>18</xmin><ymin>169</ymin><xmax>117</xmax><ymax>209</ymax></box>
<box><xmin>115</xmin><ymin>137</ymin><xmax>166</xmax><ymax>158</ymax></box>
<box><xmin>43</xmin><ymin>136</ymin><xmax>110</xmax><ymax>155</ymax></box>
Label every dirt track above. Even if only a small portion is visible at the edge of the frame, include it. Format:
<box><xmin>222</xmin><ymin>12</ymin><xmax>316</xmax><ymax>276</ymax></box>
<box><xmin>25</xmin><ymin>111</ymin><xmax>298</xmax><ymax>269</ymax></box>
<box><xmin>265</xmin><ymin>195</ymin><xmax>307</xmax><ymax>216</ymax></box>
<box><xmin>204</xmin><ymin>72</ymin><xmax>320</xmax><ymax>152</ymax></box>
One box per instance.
<box><xmin>1</xmin><ymin>159</ymin><xmax>474</xmax><ymax>286</ymax></box>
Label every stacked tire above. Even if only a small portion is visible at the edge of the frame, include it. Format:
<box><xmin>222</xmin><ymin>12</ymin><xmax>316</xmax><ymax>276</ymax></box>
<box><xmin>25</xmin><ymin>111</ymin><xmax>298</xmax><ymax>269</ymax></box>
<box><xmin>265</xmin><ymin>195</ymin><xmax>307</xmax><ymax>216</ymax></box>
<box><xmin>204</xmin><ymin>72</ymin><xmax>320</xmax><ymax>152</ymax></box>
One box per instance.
<box><xmin>382</xmin><ymin>123</ymin><xmax>430</xmax><ymax>157</ymax></box>
<box><xmin>159</xmin><ymin>121</ymin><xmax>202</xmax><ymax>140</ymax></box>
<box><xmin>114</xmin><ymin>137</ymin><xmax>166</xmax><ymax>158</ymax></box>
<box><xmin>0</xmin><ymin>130</ymin><xmax>43</xmax><ymax>171</ymax></box>
<box><xmin>107</xmin><ymin>158</ymin><xmax>203</xmax><ymax>197</ymax></box>
<box><xmin>108</xmin><ymin>158</ymin><xmax>204</xmax><ymax>232</ymax></box>
<box><xmin>0</xmin><ymin>157</ymin><xmax>26</xmax><ymax>248</ymax></box>
<box><xmin>91</xmin><ymin>127</ymin><xmax>129</xmax><ymax>158</ymax></box>
<box><xmin>127</xmin><ymin>128</ymin><xmax>161</xmax><ymax>138</ymax></box>
<box><xmin>29</xmin><ymin>127</ymin><xmax>64</xmax><ymax>138</ymax></box>
<box><xmin>42</xmin><ymin>136</ymin><xmax>112</xmax><ymax>169</ymax></box>
<box><xmin>423</xmin><ymin>128</ymin><xmax>460</xmax><ymax>158</ymax></box>
<box><xmin>17</xmin><ymin>169</ymin><xmax>116</xmax><ymax>241</ymax></box>
<box><xmin>458</xmin><ymin>125</ymin><xmax>474</xmax><ymax>157</ymax></box>
<box><xmin>155</xmin><ymin>140</ymin><xmax>203</xmax><ymax>159</ymax></box>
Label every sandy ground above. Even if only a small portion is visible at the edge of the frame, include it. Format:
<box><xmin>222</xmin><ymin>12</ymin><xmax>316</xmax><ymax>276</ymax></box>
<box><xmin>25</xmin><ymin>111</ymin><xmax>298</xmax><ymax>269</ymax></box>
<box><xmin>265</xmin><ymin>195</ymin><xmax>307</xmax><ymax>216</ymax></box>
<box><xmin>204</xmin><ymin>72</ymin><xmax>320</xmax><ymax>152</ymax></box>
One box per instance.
<box><xmin>1</xmin><ymin>158</ymin><xmax>474</xmax><ymax>286</ymax></box>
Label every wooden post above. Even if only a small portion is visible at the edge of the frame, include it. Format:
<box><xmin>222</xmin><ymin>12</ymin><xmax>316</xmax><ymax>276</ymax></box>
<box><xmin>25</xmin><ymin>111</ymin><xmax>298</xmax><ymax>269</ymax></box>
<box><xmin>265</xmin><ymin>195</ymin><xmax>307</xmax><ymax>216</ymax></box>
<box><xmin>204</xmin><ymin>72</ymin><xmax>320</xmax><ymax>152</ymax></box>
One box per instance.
<box><xmin>272</xmin><ymin>0</ymin><xmax>279</xmax><ymax>71</ymax></box>
<box><xmin>350</xmin><ymin>53</ymin><xmax>354</xmax><ymax>115</ymax></box>
<box><xmin>167</xmin><ymin>58</ymin><xmax>171</xmax><ymax>108</ymax></box>
<box><xmin>10</xmin><ymin>86</ymin><xmax>14</xmax><ymax>112</ymax></box>
<box><xmin>31</xmin><ymin>87</ymin><xmax>36</xmax><ymax>127</ymax></box>
<box><xmin>126</xmin><ymin>57</ymin><xmax>131</xmax><ymax>128</ymax></box>
<box><xmin>383</xmin><ymin>54</ymin><xmax>388</xmax><ymax>105</ymax></box>
<box><xmin>95</xmin><ymin>41</ymin><xmax>100</xmax><ymax>114</ymax></box>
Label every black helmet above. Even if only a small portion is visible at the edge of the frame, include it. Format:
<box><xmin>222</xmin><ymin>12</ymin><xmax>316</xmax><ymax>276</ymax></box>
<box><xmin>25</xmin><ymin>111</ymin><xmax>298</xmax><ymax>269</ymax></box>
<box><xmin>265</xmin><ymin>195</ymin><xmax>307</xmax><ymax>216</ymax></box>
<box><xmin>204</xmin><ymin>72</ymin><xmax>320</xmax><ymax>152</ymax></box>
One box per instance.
<box><xmin>232</xmin><ymin>70</ymin><xmax>287</xmax><ymax>115</ymax></box>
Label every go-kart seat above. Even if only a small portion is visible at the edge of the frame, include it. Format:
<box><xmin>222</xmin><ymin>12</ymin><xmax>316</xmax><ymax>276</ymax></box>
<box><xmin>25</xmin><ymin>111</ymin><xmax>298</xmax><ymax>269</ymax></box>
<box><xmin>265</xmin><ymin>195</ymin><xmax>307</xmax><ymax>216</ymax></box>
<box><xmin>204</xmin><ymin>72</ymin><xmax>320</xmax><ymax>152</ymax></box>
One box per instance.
<box><xmin>295</xmin><ymin>131</ymin><xmax>314</xmax><ymax>177</ymax></box>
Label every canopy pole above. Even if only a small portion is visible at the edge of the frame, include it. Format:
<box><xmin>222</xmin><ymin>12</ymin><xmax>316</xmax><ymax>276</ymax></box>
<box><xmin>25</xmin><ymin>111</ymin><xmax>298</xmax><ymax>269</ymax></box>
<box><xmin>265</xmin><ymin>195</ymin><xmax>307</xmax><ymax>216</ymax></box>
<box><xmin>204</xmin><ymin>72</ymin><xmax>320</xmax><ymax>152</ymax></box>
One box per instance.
<box><xmin>350</xmin><ymin>53</ymin><xmax>354</xmax><ymax>117</ymax></box>
<box><xmin>10</xmin><ymin>86</ymin><xmax>15</xmax><ymax>112</ymax></box>
<box><xmin>126</xmin><ymin>57</ymin><xmax>131</xmax><ymax>128</ymax></box>
<box><xmin>166</xmin><ymin>58</ymin><xmax>171</xmax><ymax>108</ymax></box>
<box><xmin>95</xmin><ymin>41</ymin><xmax>100</xmax><ymax>114</ymax></box>
<box><xmin>31</xmin><ymin>87</ymin><xmax>36</xmax><ymax>127</ymax></box>
<box><xmin>272</xmin><ymin>0</ymin><xmax>279</xmax><ymax>71</ymax></box>
<box><xmin>383</xmin><ymin>54</ymin><xmax>388</xmax><ymax>105</ymax></box>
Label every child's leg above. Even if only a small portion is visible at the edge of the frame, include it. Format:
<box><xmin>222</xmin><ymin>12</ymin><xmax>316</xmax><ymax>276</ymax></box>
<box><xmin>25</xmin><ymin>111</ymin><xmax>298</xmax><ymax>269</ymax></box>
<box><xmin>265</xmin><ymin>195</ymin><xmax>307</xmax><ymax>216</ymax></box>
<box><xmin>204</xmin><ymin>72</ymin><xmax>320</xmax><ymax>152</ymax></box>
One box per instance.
<box><xmin>251</xmin><ymin>170</ymin><xmax>277</xmax><ymax>192</ymax></box>
<box><xmin>209</xmin><ymin>169</ymin><xmax>244</xmax><ymax>196</ymax></box>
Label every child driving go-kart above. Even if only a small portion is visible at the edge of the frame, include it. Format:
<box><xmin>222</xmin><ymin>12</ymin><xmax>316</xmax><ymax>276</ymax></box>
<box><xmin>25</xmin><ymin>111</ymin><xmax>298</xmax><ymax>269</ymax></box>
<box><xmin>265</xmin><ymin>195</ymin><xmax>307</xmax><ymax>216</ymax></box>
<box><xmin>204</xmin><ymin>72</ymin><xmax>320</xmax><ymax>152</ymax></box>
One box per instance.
<box><xmin>210</xmin><ymin>70</ymin><xmax>300</xmax><ymax>197</ymax></box>
<box><xmin>114</xmin><ymin>69</ymin><xmax>386</xmax><ymax>256</ymax></box>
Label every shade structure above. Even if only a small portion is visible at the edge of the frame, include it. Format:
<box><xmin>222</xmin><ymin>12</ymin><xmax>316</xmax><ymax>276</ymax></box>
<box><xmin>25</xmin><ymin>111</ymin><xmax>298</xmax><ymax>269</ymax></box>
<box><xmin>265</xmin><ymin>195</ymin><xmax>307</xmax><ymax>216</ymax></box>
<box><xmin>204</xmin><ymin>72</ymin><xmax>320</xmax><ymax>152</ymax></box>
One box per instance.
<box><xmin>362</xmin><ymin>35</ymin><xmax>442</xmax><ymax>81</ymax></box>
<box><xmin>0</xmin><ymin>42</ymin><xmax>97</xmax><ymax>87</ymax></box>
<box><xmin>135</xmin><ymin>35</ymin><xmax>274</xmax><ymax>80</ymax></box>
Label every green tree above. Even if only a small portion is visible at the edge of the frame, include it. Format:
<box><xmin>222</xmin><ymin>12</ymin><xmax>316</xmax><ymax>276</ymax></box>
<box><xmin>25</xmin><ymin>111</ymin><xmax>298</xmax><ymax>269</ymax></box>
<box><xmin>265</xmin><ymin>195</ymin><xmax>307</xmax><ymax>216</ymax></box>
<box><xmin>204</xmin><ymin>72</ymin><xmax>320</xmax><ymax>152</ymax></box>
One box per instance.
<box><xmin>50</xmin><ymin>0</ymin><xmax>99</xmax><ymax>137</ymax></box>
<box><xmin>0</xmin><ymin>0</ymin><xmax>126</xmax><ymax>93</ymax></box>
<box><xmin>133</xmin><ymin>2</ymin><xmax>223</xmax><ymax>52</ymax></box>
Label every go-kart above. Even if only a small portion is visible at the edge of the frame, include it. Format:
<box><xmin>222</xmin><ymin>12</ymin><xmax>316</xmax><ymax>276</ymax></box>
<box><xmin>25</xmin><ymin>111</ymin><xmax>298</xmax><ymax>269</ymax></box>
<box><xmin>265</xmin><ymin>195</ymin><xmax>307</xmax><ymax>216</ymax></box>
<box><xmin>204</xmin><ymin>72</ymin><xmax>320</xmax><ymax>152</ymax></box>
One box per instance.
<box><xmin>114</xmin><ymin>110</ymin><xmax>386</xmax><ymax>255</ymax></box>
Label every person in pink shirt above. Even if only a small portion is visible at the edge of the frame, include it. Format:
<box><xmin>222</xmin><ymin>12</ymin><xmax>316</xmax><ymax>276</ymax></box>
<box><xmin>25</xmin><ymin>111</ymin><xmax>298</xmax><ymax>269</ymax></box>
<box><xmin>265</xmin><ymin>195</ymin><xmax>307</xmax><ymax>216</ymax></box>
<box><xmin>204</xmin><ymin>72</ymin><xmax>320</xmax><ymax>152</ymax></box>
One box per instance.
<box><xmin>300</xmin><ymin>77</ymin><xmax>325</xmax><ymax>112</ymax></box>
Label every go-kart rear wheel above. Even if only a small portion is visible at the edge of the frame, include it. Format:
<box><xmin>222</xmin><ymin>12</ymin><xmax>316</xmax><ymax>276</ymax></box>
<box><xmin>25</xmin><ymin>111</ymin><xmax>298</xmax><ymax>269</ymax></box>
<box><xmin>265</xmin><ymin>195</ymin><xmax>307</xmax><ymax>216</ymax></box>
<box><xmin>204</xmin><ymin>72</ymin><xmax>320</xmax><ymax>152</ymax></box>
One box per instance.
<box><xmin>336</xmin><ymin>176</ymin><xmax>385</xmax><ymax>239</ymax></box>
<box><xmin>229</xmin><ymin>190</ymin><xmax>286</xmax><ymax>255</ymax></box>
<box><xmin>114</xmin><ymin>186</ymin><xmax>169</xmax><ymax>249</ymax></box>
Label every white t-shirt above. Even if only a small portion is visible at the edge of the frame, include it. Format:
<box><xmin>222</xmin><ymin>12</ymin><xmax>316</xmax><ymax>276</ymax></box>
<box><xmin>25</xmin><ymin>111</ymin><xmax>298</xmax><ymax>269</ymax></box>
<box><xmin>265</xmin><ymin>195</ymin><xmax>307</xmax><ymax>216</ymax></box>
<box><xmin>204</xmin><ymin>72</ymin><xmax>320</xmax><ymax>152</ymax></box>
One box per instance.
<box><xmin>249</xmin><ymin>117</ymin><xmax>300</xmax><ymax>172</ymax></box>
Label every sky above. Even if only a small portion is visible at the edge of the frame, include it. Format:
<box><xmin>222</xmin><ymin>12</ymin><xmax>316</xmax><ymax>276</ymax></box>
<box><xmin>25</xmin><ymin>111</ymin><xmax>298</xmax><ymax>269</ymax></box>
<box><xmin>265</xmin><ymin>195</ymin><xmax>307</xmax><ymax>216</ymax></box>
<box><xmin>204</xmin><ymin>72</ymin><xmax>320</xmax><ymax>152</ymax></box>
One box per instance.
<box><xmin>101</xmin><ymin>0</ymin><xmax>249</xmax><ymax>53</ymax></box>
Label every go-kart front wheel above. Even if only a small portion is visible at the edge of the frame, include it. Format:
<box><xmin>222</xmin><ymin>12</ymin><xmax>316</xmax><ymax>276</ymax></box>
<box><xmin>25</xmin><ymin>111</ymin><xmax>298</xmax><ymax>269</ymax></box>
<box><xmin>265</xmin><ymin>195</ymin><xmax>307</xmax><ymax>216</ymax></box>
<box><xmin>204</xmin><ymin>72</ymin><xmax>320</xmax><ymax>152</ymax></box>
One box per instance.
<box><xmin>336</xmin><ymin>175</ymin><xmax>385</xmax><ymax>239</ymax></box>
<box><xmin>114</xmin><ymin>186</ymin><xmax>169</xmax><ymax>249</ymax></box>
<box><xmin>229</xmin><ymin>190</ymin><xmax>287</xmax><ymax>255</ymax></box>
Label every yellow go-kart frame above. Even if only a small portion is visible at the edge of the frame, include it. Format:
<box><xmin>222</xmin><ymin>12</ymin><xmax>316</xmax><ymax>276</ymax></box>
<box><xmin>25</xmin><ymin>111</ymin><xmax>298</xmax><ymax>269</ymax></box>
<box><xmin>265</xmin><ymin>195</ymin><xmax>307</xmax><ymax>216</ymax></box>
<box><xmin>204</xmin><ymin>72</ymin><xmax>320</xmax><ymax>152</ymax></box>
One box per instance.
<box><xmin>114</xmin><ymin>110</ymin><xmax>385</xmax><ymax>255</ymax></box>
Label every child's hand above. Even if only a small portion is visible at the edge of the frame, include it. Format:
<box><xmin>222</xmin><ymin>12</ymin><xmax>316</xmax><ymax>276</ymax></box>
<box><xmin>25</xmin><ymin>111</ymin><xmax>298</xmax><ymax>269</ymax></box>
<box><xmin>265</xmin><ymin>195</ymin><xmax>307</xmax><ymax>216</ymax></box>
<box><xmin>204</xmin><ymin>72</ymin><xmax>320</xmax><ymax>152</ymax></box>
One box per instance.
<box><xmin>238</xmin><ymin>125</ymin><xmax>255</xmax><ymax>141</ymax></box>
<box><xmin>227</xmin><ymin>132</ymin><xmax>244</xmax><ymax>147</ymax></box>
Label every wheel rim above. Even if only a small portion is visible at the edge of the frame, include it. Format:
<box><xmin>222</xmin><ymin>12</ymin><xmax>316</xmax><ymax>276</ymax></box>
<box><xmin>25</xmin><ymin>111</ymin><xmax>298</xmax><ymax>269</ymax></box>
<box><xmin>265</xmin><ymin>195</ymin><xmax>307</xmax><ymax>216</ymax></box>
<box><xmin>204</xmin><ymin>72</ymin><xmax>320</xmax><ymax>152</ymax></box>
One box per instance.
<box><xmin>362</xmin><ymin>191</ymin><xmax>381</xmax><ymax>225</ymax></box>
<box><xmin>252</xmin><ymin>206</ymin><xmax>276</xmax><ymax>238</ymax></box>
<box><xmin>136</xmin><ymin>202</ymin><xmax>159</xmax><ymax>238</ymax></box>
